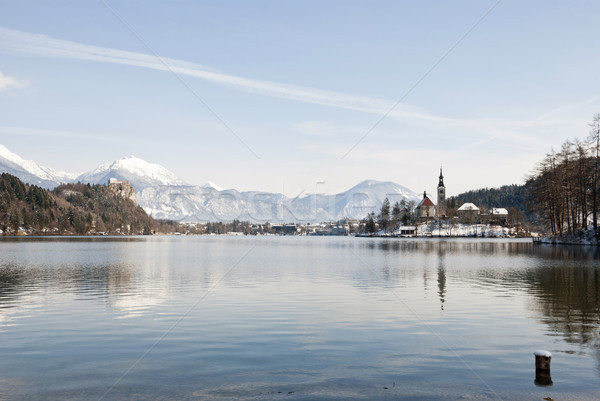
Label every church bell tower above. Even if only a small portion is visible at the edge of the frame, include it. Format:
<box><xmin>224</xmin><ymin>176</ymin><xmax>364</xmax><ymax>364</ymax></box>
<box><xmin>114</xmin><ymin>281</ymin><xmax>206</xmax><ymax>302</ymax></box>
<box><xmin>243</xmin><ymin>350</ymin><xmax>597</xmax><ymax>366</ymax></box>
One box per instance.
<box><xmin>437</xmin><ymin>167</ymin><xmax>446</xmax><ymax>217</ymax></box>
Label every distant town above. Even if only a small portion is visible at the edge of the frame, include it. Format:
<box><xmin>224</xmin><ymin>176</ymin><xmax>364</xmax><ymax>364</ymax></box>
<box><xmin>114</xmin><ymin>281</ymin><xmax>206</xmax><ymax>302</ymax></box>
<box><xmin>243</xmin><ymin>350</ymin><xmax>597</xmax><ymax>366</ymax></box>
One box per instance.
<box><xmin>0</xmin><ymin>169</ymin><xmax>527</xmax><ymax>238</ymax></box>
<box><xmin>201</xmin><ymin>168</ymin><xmax>526</xmax><ymax>238</ymax></box>
<box><xmin>1</xmin><ymin>143</ymin><xmax>531</xmax><ymax>238</ymax></box>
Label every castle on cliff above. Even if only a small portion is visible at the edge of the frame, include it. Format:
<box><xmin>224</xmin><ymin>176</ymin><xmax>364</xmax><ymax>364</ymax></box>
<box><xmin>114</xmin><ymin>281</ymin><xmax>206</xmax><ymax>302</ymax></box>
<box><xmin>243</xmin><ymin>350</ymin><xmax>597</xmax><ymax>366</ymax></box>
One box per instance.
<box><xmin>108</xmin><ymin>178</ymin><xmax>137</xmax><ymax>204</ymax></box>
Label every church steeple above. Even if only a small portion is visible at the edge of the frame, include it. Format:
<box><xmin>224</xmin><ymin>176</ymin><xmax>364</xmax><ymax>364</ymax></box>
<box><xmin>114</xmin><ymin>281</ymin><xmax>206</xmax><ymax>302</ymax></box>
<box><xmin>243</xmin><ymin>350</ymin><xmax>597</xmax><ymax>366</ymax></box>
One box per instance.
<box><xmin>437</xmin><ymin>166</ymin><xmax>446</xmax><ymax>217</ymax></box>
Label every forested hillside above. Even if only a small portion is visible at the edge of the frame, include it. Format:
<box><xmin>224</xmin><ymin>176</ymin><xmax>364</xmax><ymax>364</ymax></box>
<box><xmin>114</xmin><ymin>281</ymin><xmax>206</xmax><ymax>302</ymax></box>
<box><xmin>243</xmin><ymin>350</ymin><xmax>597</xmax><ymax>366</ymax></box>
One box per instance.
<box><xmin>0</xmin><ymin>173</ymin><xmax>194</xmax><ymax>235</ymax></box>
<box><xmin>449</xmin><ymin>184</ymin><xmax>533</xmax><ymax>220</ymax></box>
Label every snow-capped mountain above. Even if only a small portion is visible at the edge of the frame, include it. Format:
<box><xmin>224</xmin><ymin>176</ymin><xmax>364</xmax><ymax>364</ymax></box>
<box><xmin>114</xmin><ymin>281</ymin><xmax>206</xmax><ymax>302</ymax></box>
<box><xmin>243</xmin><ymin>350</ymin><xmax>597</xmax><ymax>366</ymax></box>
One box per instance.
<box><xmin>138</xmin><ymin>180</ymin><xmax>420</xmax><ymax>223</ymax></box>
<box><xmin>0</xmin><ymin>144</ymin><xmax>422</xmax><ymax>223</ymax></box>
<box><xmin>0</xmin><ymin>144</ymin><xmax>76</xmax><ymax>188</ymax></box>
<box><xmin>76</xmin><ymin>155</ymin><xmax>186</xmax><ymax>190</ymax></box>
<box><xmin>290</xmin><ymin>180</ymin><xmax>420</xmax><ymax>221</ymax></box>
<box><xmin>201</xmin><ymin>181</ymin><xmax>224</xmax><ymax>191</ymax></box>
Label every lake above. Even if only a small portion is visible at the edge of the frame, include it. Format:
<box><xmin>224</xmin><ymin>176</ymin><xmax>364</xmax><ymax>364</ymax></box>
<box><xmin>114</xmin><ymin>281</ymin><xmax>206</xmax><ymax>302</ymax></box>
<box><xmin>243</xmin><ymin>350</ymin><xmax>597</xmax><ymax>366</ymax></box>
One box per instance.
<box><xmin>0</xmin><ymin>236</ymin><xmax>599</xmax><ymax>400</ymax></box>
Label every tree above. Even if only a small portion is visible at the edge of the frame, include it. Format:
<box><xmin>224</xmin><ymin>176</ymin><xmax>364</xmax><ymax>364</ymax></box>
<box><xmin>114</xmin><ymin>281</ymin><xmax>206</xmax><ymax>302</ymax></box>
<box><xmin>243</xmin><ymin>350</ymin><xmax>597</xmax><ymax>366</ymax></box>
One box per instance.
<box><xmin>528</xmin><ymin>117</ymin><xmax>600</xmax><ymax>238</ymax></box>
<box><xmin>365</xmin><ymin>212</ymin><xmax>377</xmax><ymax>233</ymax></box>
<box><xmin>392</xmin><ymin>201</ymin><xmax>402</xmax><ymax>232</ymax></box>
<box><xmin>10</xmin><ymin>210</ymin><xmax>19</xmax><ymax>233</ymax></box>
<box><xmin>589</xmin><ymin>113</ymin><xmax>600</xmax><ymax>233</ymax></box>
<box><xmin>379</xmin><ymin>198</ymin><xmax>391</xmax><ymax>233</ymax></box>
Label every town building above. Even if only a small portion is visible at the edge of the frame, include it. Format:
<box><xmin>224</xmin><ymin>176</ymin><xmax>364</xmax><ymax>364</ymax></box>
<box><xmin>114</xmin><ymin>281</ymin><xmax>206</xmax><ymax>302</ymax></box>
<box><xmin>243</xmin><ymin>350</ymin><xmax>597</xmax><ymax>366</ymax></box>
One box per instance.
<box><xmin>491</xmin><ymin>208</ymin><xmax>509</xmax><ymax>224</ymax></box>
<box><xmin>271</xmin><ymin>224</ymin><xmax>300</xmax><ymax>235</ymax></box>
<box><xmin>397</xmin><ymin>226</ymin><xmax>416</xmax><ymax>236</ymax></box>
<box><xmin>458</xmin><ymin>203</ymin><xmax>480</xmax><ymax>221</ymax></box>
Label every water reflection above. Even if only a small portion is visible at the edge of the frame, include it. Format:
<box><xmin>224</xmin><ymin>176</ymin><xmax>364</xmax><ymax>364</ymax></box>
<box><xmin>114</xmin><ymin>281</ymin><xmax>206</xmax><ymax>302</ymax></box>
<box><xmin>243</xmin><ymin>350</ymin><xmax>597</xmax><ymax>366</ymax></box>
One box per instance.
<box><xmin>527</xmin><ymin>264</ymin><xmax>600</xmax><ymax>368</ymax></box>
<box><xmin>362</xmin><ymin>239</ymin><xmax>600</xmax><ymax>371</ymax></box>
<box><xmin>364</xmin><ymin>238</ymin><xmax>600</xmax><ymax>260</ymax></box>
<box><xmin>437</xmin><ymin>249</ymin><xmax>446</xmax><ymax>311</ymax></box>
<box><xmin>1</xmin><ymin>237</ymin><xmax>600</xmax><ymax>400</ymax></box>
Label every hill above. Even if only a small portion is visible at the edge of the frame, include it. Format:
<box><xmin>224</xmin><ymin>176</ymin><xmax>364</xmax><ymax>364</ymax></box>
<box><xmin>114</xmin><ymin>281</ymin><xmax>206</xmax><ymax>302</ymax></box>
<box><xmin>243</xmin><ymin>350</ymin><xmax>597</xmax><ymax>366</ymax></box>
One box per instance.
<box><xmin>0</xmin><ymin>173</ymin><xmax>191</xmax><ymax>235</ymax></box>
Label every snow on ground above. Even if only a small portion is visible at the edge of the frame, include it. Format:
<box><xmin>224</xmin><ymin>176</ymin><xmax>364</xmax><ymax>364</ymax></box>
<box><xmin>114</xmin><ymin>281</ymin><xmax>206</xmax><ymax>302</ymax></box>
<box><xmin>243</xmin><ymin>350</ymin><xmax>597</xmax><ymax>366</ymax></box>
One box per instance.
<box><xmin>382</xmin><ymin>222</ymin><xmax>514</xmax><ymax>237</ymax></box>
<box><xmin>540</xmin><ymin>229</ymin><xmax>598</xmax><ymax>245</ymax></box>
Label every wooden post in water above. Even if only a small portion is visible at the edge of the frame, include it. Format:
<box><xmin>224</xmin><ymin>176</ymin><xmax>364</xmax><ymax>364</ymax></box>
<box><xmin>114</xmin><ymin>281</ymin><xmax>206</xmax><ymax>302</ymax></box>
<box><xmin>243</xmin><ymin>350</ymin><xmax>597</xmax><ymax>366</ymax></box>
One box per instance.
<box><xmin>534</xmin><ymin>350</ymin><xmax>552</xmax><ymax>386</ymax></box>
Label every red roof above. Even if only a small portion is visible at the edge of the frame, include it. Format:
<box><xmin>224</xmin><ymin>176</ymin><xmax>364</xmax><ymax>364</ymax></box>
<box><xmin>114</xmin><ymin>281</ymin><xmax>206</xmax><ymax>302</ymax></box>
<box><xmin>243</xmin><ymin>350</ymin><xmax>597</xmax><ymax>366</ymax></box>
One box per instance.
<box><xmin>417</xmin><ymin>196</ymin><xmax>435</xmax><ymax>208</ymax></box>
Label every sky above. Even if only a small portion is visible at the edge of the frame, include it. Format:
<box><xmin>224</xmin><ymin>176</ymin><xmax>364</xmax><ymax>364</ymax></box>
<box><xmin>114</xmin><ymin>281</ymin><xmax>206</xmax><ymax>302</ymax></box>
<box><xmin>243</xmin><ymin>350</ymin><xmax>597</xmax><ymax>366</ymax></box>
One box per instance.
<box><xmin>1</xmin><ymin>1</ymin><xmax>600</xmax><ymax>197</ymax></box>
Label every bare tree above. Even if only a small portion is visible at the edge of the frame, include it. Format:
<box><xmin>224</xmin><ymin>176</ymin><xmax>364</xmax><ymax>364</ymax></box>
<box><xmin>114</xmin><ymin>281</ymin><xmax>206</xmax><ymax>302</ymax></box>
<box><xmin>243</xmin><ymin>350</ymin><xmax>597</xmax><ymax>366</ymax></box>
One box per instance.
<box><xmin>588</xmin><ymin>113</ymin><xmax>600</xmax><ymax>232</ymax></box>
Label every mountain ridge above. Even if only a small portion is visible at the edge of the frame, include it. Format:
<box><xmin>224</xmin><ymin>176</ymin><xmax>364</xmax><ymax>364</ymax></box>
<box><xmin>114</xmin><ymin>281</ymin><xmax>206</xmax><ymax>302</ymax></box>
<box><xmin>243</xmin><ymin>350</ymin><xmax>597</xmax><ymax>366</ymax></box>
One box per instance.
<box><xmin>76</xmin><ymin>155</ymin><xmax>187</xmax><ymax>190</ymax></box>
<box><xmin>0</xmin><ymin>144</ymin><xmax>421</xmax><ymax>222</ymax></box>
<box><xmin>0</xmin><ymin>144</ymin><xmax>77</xmax><ymax>188</ymax></box>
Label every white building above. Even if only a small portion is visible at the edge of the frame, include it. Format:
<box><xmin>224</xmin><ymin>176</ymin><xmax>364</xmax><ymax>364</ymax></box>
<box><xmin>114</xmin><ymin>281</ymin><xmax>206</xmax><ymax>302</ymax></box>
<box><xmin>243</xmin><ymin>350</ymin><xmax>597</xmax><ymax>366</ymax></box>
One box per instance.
<box><xmin>491</xmin><ymin>208</ymin><xmax>509</xmax><ymax>224</ymax></box>
<box><xmin>458</xmin><ymin>203</ymin><xmax>480</xmax><ymax>220</ymax></box>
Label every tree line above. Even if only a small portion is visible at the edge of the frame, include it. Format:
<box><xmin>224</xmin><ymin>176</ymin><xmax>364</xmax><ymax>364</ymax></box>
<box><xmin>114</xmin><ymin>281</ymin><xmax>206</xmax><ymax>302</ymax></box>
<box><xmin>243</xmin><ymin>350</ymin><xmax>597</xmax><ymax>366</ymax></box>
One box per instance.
<box><xmin>362</xmin><ymin>198</ymin><xmax>415</xmax><ymax>233</ymax></box>
<box><xmin>529</xmin><ymin>113</ymin><xmax>600</xmax><ymax>237</ymax></box>
<box><xmin>0</xmin><ymin>173</ymin><xmax>195</xmax><ymax>235</ymax></box>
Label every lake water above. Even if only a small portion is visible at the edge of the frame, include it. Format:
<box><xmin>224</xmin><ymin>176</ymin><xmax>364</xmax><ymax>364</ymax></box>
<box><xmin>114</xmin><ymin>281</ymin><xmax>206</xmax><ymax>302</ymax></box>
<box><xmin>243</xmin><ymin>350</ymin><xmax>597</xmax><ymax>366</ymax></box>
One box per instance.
<box><xmin>0</xmin><ymin>236</ymin><xmax>599</xmax><ymax>400</ymax></box>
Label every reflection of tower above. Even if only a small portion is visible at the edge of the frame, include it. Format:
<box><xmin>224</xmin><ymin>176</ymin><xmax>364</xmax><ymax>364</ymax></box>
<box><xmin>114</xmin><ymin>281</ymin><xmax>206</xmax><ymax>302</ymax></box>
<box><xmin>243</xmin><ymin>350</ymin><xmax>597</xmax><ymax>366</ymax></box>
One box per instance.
<box><xmin>437</xmin><ymin>247</ymin><xmax>446</xmax><ymax>310</ymax></box>
<box><xmin>437</xmin><ymin>167</ymin><xmax>446</xmax><ymax>217</ymax></box>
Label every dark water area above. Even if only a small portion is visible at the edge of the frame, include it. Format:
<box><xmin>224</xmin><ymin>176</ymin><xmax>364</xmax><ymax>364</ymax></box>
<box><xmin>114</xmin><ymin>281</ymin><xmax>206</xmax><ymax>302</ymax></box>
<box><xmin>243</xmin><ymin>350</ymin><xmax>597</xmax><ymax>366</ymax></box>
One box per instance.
<box><xmin>0</xmin><ymin>236</ymin><xmax>599</xmax><ymax>400</ymax></box>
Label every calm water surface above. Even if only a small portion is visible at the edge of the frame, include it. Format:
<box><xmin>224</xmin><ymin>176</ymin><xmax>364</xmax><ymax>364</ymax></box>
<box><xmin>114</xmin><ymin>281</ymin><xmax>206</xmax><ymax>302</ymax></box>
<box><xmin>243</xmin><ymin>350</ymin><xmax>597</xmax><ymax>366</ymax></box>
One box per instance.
<box><xmin>0</xmin><ymin>236</ymin><xmax>599</xmax><ymax>400</ymax></box>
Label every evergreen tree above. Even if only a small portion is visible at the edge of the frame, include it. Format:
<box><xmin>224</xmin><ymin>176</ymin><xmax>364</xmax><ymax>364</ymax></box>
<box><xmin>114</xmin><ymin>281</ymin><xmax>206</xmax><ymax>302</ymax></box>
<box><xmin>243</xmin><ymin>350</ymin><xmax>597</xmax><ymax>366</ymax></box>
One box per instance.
<box><xmin>392</xmin><ymin>201</ymin><xmax>402</xmax><ymax>232</ymax></box>
<box><xmin>379</xmin><ymin>198</ymin><xmax>391</xmax><ymax>233</ymax></box>
<box><xmin>365</xmin><ymin>212</ymin><xmax>377</xmax><ymax>233</ymax></box>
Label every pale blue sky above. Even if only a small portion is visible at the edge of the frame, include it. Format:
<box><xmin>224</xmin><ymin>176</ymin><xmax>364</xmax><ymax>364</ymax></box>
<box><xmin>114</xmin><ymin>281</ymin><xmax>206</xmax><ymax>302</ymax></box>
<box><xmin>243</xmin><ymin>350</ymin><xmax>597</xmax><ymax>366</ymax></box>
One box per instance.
<box><xmin>1</xmin><ymin>1</ymin><xmax>600</xmax><ymax>196</ymax></box>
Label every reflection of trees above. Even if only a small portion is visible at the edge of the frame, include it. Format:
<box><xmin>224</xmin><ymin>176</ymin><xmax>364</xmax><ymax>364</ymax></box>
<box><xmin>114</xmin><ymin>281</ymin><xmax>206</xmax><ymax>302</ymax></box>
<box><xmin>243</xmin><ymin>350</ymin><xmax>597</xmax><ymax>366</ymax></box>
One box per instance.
<box><xmin>367</xmin><ymin>238</ymin><xmax>536</xmax><ymax>256</ymax></box>
<box><xmin>0</xmin><ymin>263</ymin><xmax>134</xmax><ymax>307</ymax></box>
<box><xmin>462</xmin><ymin>243</ymin><xmax>600</xmax><ymax>371</ymax></box>
<box><xmin>0</xmin><ymin>265</ymin><xmax>25</xmax><ymax>306</ymax></box>
<box><xmin>360</xmin><ymin>239</ymin><xmax>600</xmax><ymax>360</ymax></box>
<box><xmin>526</xmin><ymin>264</ymin><xmax>600</xmax><ymax>365</ymax></box>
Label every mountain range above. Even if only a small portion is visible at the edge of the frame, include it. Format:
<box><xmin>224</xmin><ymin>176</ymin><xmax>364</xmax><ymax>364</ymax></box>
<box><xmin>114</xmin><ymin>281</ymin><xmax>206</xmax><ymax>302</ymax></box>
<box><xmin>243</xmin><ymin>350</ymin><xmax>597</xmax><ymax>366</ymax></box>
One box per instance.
<box><xmin>0</xmin><ymin>144</ymin><xmax>421</xmax><ymax>223</ymax></box>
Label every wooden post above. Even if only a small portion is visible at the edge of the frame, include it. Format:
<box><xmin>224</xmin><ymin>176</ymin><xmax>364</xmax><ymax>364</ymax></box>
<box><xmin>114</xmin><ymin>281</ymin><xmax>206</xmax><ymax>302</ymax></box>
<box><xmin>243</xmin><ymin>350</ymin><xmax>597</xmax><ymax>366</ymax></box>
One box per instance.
<box><xmin>534</xmin><ymin>350</ymin><xmax>552</xmax><ymax>386</ymax></box>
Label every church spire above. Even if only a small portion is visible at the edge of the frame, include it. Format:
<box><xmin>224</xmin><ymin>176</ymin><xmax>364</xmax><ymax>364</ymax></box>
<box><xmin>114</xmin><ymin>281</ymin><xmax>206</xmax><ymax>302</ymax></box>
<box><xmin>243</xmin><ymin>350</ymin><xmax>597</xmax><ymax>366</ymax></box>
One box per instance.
<box><xmin>437</xmin><ymin>166</ymin><xmax>446</xmax><ymax>218</ymax></box>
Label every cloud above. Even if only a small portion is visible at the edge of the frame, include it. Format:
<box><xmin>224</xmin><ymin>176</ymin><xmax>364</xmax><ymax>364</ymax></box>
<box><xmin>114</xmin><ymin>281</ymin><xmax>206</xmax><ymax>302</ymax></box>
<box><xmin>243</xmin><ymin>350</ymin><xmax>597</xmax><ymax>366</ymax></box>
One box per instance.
<box><xmin>0</xmin><ymin>27</ymin><xmax>485</xmax><ymax>126</ymax></box>
<box><xmin>0</xmin><ymin>27</ymin><xmax>415</xmax><ymax>114</ymax></box>
<box><xmin>0</xmin><ymin>27</ymin><xmax>595</xmax><ymax>149</ymax></box>
<box><xmin>0</xmin><ymin>70</ymin><xmax>28</xmax><ymax>90</ymax></box>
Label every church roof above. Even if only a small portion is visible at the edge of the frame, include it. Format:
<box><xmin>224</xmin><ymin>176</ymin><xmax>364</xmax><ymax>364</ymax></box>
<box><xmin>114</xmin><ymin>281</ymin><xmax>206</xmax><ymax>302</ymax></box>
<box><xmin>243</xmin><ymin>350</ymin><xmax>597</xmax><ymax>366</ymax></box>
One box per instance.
<box><xmin>417</xmin><ymin>196</ymin><xmax>435</xmax><ymax>208</ymax></box>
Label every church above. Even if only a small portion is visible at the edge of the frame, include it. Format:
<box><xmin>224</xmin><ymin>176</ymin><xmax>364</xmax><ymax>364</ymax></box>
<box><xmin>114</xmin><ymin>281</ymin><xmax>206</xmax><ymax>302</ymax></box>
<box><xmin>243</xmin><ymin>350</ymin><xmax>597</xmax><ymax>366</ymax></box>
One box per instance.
<box><xmin>416</xmin><ymin>168</ymin><xmax>446</xmax><ymax>219</ymax></box>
